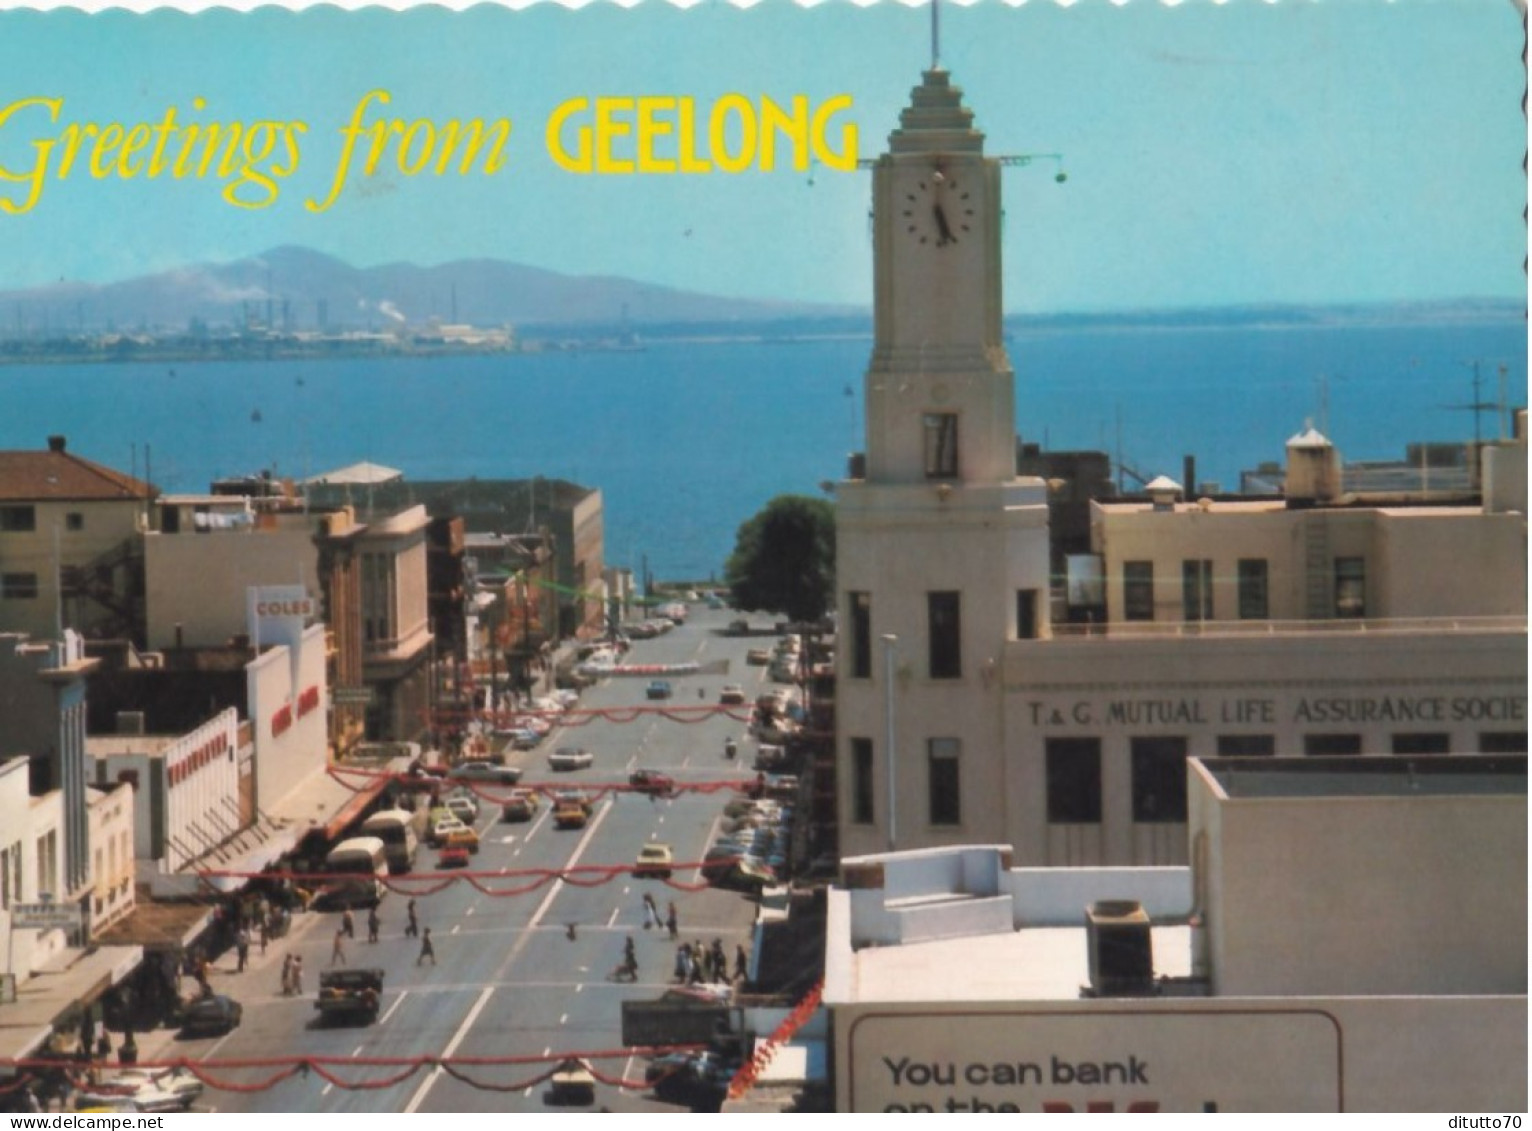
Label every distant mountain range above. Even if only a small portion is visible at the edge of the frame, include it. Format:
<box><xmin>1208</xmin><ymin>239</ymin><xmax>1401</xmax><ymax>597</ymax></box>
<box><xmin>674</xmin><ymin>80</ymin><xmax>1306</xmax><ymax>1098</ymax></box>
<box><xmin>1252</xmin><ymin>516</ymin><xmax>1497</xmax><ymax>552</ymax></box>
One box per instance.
<box><xmin>0</xmin><ymin>245</ymin><xmax>1521</xmax><ymax>337</ymax></box>
<box><xmin>0</xmin><ymin>246</ymin><xmax>861</xmax><ymax>335</ymax></box>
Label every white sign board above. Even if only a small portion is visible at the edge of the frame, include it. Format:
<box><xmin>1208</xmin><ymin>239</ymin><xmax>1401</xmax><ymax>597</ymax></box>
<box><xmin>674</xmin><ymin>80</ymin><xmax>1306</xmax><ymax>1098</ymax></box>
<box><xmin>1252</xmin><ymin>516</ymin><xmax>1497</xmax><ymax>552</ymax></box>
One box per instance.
<box><xmin>247</xmin><ymin>584</ymin><xmax>315</xmax><ymax>652</ymax></box>
<box><xmin>845</xmin><ymin>1009</ymin><xmax>1341</xmax><ymax>1113</ymax></box>
<box><xmin>11</xmin><ymin>902</ymin><xmax>81</xmax><ymax>932</ymax></box>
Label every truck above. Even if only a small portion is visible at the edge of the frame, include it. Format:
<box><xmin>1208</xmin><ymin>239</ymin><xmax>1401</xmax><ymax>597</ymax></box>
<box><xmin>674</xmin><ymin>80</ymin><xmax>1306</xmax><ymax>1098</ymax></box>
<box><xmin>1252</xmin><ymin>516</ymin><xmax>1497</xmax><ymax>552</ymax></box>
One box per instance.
<box><xmin>315</xmin><ymin>968</ymin><xmax>385</xmax><ymax>1024</ymax></box>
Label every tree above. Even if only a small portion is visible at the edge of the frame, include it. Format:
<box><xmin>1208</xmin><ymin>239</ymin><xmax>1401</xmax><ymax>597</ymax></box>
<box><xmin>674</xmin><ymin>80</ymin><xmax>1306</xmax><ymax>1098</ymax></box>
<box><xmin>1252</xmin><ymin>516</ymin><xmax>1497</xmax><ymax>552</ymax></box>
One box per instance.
<box><xmin>725</xmin><ymin>494</ymin><xmax>835</xmax><ymax>624</ymax></box>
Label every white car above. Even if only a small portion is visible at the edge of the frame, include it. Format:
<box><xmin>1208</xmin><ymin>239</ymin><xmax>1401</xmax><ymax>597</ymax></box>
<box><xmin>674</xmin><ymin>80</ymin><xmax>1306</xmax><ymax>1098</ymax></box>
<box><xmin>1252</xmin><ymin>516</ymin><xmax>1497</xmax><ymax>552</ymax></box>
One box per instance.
<box><xmin>448</xmin><ymin>761</ymin><xmax>523</xmax><ymax>785</ymax></box>
<box><xmin>445</xmin><ymin>794</ymin><xmax>480</xmax><ymax>822</ymax></box>
<box><xmin>77</xmin><ymin>1067</ymin><xmax>203</xmax><ymax>1113</ymax></box>
<box><xmin>548</xmin><ymin>746</ymin><xmax>595</xmax><ymax>772</ymax></box>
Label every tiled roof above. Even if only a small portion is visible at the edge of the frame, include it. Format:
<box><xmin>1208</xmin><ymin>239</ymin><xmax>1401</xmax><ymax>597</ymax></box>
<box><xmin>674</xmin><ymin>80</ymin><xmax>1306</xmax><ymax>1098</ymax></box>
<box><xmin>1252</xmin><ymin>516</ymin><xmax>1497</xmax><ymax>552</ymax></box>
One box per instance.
<box><xmin>0</xmin><ymin>446</ymin><xmax>155</xmax><ymax>502</ymax></box>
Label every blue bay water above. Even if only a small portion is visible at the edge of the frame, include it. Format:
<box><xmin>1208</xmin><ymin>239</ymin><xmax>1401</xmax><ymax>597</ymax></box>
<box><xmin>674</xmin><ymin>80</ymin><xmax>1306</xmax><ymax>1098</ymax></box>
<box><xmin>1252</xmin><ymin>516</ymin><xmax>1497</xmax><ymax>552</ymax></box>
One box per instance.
<box><xmin>0</xmin><ymin>322</ymin><xmax>1522</xmax><ymax>580</ymax></box>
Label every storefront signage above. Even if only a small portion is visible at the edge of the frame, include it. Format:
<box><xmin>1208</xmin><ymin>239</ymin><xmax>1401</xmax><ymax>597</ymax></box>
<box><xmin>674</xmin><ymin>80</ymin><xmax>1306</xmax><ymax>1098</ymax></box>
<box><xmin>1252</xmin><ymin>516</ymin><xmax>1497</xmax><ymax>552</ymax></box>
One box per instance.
<box><xmin>845</xmin><ymin>1009</ymin><xmax>1341</xmax><ymax>1113</ymax></box>
<box><xmin>1024</xmin><ymin>693</ymin><xmax>1525</xmax><ymax>729</ymax></box>
<box><xmin>247</xmin><ymin>584</ymin><xmax>315</xmax><ymax>652</ymax></box>
<box><xmin>11</xmin><ymin>902</ymin><xmax>82</xmax><ymax>932</ymax></box>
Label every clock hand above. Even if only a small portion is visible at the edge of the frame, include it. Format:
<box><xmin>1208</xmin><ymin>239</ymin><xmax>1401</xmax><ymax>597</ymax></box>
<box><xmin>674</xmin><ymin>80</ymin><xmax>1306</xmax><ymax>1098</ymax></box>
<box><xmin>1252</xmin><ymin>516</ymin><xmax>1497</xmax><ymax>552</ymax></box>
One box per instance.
<box><xmin>933</xmin><ymin>203</ymin><xmax>955</xmax><ymax>245</ymax></box>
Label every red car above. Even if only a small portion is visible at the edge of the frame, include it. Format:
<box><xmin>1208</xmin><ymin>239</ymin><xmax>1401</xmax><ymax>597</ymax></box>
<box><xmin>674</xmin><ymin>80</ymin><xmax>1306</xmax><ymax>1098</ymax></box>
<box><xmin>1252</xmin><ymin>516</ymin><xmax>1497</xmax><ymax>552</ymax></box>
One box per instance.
<box><xmin>438</xmin><ymin>845</ymin><xmax>471</xmax><ymax>869</ymax></box>
<box><xmin>629</xmin><ymin>769</ymin><xmax>676</xmax><ymax>797</ymax></box>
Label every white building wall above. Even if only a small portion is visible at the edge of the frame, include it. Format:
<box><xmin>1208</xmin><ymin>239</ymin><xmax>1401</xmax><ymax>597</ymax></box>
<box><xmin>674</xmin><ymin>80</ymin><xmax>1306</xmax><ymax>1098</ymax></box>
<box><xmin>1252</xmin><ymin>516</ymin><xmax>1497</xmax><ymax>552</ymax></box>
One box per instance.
<box><xmin>247</xmin><ymin>623</ymin><xmax>329</xmax><ymax>810</ymax></box>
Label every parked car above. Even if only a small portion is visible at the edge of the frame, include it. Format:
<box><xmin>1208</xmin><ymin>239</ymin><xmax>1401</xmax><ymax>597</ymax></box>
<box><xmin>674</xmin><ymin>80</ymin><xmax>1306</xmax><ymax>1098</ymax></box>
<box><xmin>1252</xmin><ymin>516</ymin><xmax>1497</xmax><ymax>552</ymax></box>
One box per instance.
<box><xmin>439</xmin><ymin>823</ymin><xmax>480</xmax><ymax>854</ymax></box>
<box><xmin>548</xmin><ymin>746</ymin><xmax>594</xmax><ymax>772</ymax></box>
<box><xmin>500</xmin><ymin>789</ymin><xmax>539</xmax><ymax>822</ymax></box>
<box><xmin>179</xmin><ymin>993</ymin><xmax>242</xmax><ymax>1037</ymax></box>
<box><xmin>705</xmin><ymin>856</ymin><xmax>777</xmax><ymax>894</ymax></box>
<box><xmin>449</xmin><ymin>761</ymin><xmax>523</xmax><ymax>785</ymax></box>
<box><xmin>633</xmin><ymin>842</ymin><xmax>674</xmax><ymax>879</ymax></box>
<box><xmin>718</xmin><ymin>684</ymin><xmax>747</xmax><ymax>705</ymax></box>
<box><xmin>629</xmin><ymin>769</ymin><xmax>676</xmax><ymax>797</ymax></box>
<box><xmin>646</xmin><ymin>680</ymin><xmax>674</xmax><ymax>701</ymax></box>
<box><xmin>745</xmin><ymin>648</ymin><xmax>771</xmax><ymax>665</ymax></box>
<box><xmin>77</xmin><ymin>1068</ymin><xmax>203</xmax><ymax>1113</ymax></box>
<box><xmin>553</xmin><ymin>801</ymin><xmax>590</xmax><ymax>829</ymax></box>
<box><xmin>645</xmin><ymin>1049</ymin><xmax>739</xmax><ymax>1107</ymax></box>
<box><xmin>444</xmin><ymin>793</ymin><xmax>480</xmax><ymax>822</ymax></box>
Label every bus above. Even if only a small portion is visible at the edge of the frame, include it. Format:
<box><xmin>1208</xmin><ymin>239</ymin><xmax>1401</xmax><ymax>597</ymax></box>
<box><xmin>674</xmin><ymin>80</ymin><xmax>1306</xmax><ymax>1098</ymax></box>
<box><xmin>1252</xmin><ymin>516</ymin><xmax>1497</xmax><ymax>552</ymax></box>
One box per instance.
<box><xmin>360</xmin><ymin>809</ymin><xmax>419</xmax><ymax>874</ymax></box>
<box><xmin>319</xmin><ymin>837</ymin><xmax>388</xmax><ymax>909</ymax></box>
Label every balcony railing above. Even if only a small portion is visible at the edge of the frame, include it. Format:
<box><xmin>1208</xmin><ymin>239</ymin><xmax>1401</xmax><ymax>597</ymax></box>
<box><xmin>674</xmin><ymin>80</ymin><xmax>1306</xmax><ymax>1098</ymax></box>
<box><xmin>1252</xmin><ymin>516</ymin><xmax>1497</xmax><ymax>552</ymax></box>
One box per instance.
<box><xmin>1045</xmin><ymin>614</ymin><xmax>1526</xmax><ymax>640</ymax></box>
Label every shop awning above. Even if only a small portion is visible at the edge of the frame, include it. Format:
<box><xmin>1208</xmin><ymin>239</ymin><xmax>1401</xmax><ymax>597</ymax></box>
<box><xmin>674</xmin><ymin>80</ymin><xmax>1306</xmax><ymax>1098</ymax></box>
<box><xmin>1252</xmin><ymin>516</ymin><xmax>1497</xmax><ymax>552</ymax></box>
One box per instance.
<box><xmin>0</xmin><ymin>944</ymin><xmax>143</xmax><ymax>1064</ymax></box>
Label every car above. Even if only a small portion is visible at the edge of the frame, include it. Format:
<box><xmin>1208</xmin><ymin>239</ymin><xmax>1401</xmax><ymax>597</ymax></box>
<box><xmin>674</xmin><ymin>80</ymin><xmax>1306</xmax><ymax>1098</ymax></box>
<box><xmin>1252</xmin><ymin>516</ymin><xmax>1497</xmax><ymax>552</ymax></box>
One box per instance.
<box><xmin>646</xmin><ymin>679</ymin><xmax>674</xmax><ymax>700</ymax></box>
<box><xmin>439</xmin><ymin>824</ymin><xmax>480</xmax><ymax>854</ymax></box>
<box><xmin>718</xmin><ymin>684</ymin><xmax>747</xmax><ymax>705</ymax></box>
<box><xmin>633</xmin><ymin>842</ymin><xmax>674</xmax><ymax>879</ymax></box>
<box><xmin>548</xmin><ymin>1058</ymin><xmax>596</xmax><ymax>1106</ymax></box>
<box><xmin>505</xmin><ymin>728</ymin><xmax>543</xmax><ymax>751</ymax></box>
<box><xmin>444</xmin><ymin>793</ymin><xmax>480</xmax><ymax>822</ymax></box>
<box><xmin>629</xmin><ymin>769</ymin><xmax>676</xmax><ymax>797</ymax></box>
<box><xmin>553</xmin><ymin>802</ymin><xmax>590</xmax><ymax>829</ymax></box>
<box><xmin>179</xmin><ymin>993</ymin><xmax>242</xmax><ymax>1036</ymax></box>
<box><xmin>645</xmin><ymin>1049</ymin><xmax>738</xmax><ymax>1107</ymax></box>
<box><xmin>552</xmin><ymin>789</ymin><xmax>594</xmax><ymax>816</ymax></box>
<box><xmin>755</xmin><ymin>689</ymin><xmax>788</xmax><ymax>713</ymax></box>
<box><xmin>500</xmin><ymin>789</ymin><xmax>539</xmax><ymax>822</ymax></box>
<box><xmin>438</xmin><ymin>845</ymin><xmax>471</xmax><ymax>869</ymax></box>
<box><xmin>548</xmin><ymin>746</ymin><xmax>594</xmax><ymax>772</ymax></box>
<box><xmin>428</xmin><ymin>814</ymin><xmax>468</xmax><ymax>845</ymax></box>
<box><xmin>448</xmin><ymin>761</ymin><xmax>523</xmax><ymax>785</ymax></box>
<box><xmin>77</xmin><ymin>1068</ymin><xmax>203</xmax><ymax>1113</ymax></box>
<box><xmin>705</xmin><ymin>856</ymin><xmax>777</xmax><ymax>894</ymax></box>
<box><xmin>745</xmin><ymin>648</ymin><xmax>771</xmax><ymax>665</ymax></box>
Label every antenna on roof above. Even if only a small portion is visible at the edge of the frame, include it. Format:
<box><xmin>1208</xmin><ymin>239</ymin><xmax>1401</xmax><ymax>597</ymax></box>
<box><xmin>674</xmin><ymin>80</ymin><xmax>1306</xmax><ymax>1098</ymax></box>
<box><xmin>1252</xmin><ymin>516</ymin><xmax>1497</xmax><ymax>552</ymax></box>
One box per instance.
<box><xmin>931</xmin><ymin>0</ymin><xmax>941</xmax><ymax>70</ymax></box>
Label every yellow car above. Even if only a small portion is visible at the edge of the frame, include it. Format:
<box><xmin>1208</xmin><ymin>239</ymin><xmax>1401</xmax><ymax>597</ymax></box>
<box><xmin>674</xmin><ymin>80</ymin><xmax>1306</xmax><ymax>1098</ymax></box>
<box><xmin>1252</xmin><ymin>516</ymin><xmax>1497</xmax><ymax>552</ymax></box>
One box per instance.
<box><xmin>439</xmin><ymin>823</ymin><xmax>480</xmax><ymax>854</ymax></box>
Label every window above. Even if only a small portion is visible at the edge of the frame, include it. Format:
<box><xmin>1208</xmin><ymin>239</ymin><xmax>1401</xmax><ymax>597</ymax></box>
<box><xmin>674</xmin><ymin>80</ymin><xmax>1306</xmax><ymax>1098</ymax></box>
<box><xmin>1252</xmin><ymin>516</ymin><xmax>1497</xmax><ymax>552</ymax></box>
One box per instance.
<box><xmin>1182</xmin><ymin>559</ymin><xmax>1213</xmax><ymax>622</ymax></box>
<box><xmin>1</xmin><ymin>573</ymin><xmax>38</xmax><ymax>600</ymax></box>
<box><xmin>1334</xmin><ymin>557</ymin><xmax>1366</xmax><ymax>618</ymax></box>
<box><xmin>1016</xmin><ymin>589</ymin><xmax>1039</xmax><ymax>640</ymax></box>
<box><xmin>1304</xmin><ymin>733</ymin><xmax>1362</xmax><ymax>755</ymax></box>
<box><xmin>923</xmin><ymin>412</ymin><xmax>959</xmax><ymax>478</ymax></box>
<box><xmin>0</xmin><ymin>505</ymin><xmax>36</xmax><ymax>532</ymax></box>
<box><xmin>927</xmin><ymin>738</ymin><xmax>961</xmax><ymax>825</ymax></box>
<box><xmin>1237</xmin><ymin>559</ymin><xmax>1269</xmax><ymax>620</ymax></box>
<box><xmin>1392</xmin><ymin>733</ymin><xmax>1449</xmax><ymax>755</ymax></box>
<box><xmin>1216</xmin><ymin>734</ymin><xmax>1275</xmax><ymax>756</ymax></box>
<box><xmin>1130</xmin><ymin>737</ymin><xmax>1188</xmax><ymax>823</ymax></box>
<box><xmin>65</xmin><ymin>512</ymin><xmax>84</xmax><ymax>532</ymax></box>
<box><xmin>849</xmin><ymin>592</ymin><xmax>872</xmax><ymax>679</ymax></box>
<box><xmin>1123</xmin><ymin>561</ymin><xmax>1154</xmax><ymax>621</ymax></box>
<box><xmin>927</xmin><ymin>591</ymin><xmax>962</xmax><ymax>679</ymax></box>
<box><xmin>1046</xmin><ymin>738</ymin><xmax>1102</xmax><ymax>823</ymax></box>
<box><xmin>850</xmin><ymin>737</ymin><xmax>875</xmax><ymax>824</ymax></box>
<box><xmin>1480</xmin><ymin>731</ymin><xmax>1528</xmax><ymax>754</ymax></box>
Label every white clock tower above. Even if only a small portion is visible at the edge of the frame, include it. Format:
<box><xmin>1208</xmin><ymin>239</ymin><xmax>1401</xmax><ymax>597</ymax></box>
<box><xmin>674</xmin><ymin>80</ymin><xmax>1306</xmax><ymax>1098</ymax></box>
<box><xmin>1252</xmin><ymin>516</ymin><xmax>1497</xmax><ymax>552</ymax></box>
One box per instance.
<box><xmin>835</xmin><ymin>66</ymin><xmax>1052</xmax><ymax>857</ymax></box>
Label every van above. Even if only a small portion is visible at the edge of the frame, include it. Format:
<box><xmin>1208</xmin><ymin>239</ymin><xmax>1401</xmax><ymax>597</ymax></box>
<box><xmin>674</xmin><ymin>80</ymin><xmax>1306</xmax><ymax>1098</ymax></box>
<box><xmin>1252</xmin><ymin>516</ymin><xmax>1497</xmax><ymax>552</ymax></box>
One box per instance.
<box><xmin>359</xmin><ymin>810</ymin><xmax>419</xmax><ymax>874</ymax></box>
<box><xmin>320</xmin><ymin>837</ymin><xmax>388</xmax><ymax>908</ymax></box>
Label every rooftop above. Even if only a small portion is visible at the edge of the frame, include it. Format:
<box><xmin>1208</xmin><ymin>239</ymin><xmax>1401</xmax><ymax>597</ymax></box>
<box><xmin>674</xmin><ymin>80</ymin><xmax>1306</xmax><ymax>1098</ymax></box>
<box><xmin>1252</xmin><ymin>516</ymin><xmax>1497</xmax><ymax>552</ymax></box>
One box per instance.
<box><xmin>0</xmin><ymin>437</ymin><xmax>154</xmax><ymax>502</ymax></box>
<box><xmin>1202</xmin><ymin>754</ymin><xmax>1527</xmax><ymax>800</ymax></box>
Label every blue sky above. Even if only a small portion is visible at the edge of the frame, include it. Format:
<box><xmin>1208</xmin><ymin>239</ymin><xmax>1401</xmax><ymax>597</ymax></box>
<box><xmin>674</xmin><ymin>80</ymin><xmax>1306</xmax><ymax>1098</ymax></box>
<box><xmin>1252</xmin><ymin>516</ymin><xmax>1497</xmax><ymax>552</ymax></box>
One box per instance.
<box><xmin>0</xmin><ymin>0</ymin><xmax>1522</xmax><ymax>311</ymax></box>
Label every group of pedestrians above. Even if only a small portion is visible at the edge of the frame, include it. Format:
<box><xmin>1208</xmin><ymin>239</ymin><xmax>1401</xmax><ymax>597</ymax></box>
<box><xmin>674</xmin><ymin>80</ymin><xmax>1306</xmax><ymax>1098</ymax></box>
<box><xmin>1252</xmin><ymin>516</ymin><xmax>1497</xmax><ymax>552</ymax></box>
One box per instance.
<box><xmin>640</xmin><ymin>893</ymin><xmax>679</xmax><ymax>939</ymax></box>
<box><xmin>672</xmin><ymin>938</ymin><xmax>748</xmax><ymax>986</ymax></box>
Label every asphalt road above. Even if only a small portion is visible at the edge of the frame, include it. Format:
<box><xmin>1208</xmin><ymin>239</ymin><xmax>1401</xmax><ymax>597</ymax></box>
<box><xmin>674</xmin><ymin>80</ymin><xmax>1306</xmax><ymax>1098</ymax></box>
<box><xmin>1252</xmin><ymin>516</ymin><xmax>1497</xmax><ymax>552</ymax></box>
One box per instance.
<box><xmin>152</xmin><ymin>605</ymin><xmax>783</xmax><ymax>1113</ymax></box>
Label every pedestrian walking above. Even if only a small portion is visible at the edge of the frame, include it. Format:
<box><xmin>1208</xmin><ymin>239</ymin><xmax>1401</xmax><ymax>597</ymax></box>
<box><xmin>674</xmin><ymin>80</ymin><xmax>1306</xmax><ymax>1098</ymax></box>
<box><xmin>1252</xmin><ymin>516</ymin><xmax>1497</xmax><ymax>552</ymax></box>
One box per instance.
<box><xmin>665</xmin><ymin>902</ymin><xmax>678</xmax><ymax>940</ymax></box>
<box><xmin>342</xmin><ymin>909</ymin><xmax>355</xmax><ymax>940</ymax></box>
<box><xmin>673</xmin><ymin>946</ymin><xmax>688</xmax><ymax>983</ymax></box>
<box><xmin>417</xmin><ymin>927</ymin><xmax>436</xmax><ymax>966</ymax></box>
<box><xmin>331</xmin><ymin>928</ymin><xmax>347</xmax><ymax>966</ymax></box>
<box><xmin>405</xmin><ymin>899</ymin><xmax>419</xmax><ymax>938</ymax></box>
<box><xmin>280</xmin><ymin>955</ymin><xmax>293</xmax><ymax>995</ymax></box>
<box><xmin>258</xmin><ymin>918</ymin><xmax>268</xmax><ymax>956</ymax></box>
<box><xmin>291</xmin><ymin>955</ymin><xmax>303</xmax><ymax>995</ymax></box>
<box><xmin>235</xmin><ymin>928</ymin><xmax>250</xmax><ymax>973</ymax></box>
<box><xmin>641</xmin><ymin>892</ymin><xmax>658</xmax><ymax>930</ymax></box>
<box><xmin>367</xmin><ymin>906</ymin><xmax>380</xmax><ymax>943</ymax></box>
<box><xmin>710</xmin><ymin>939</ymin><xmax>727</xmax><ymax>983</ymax></box>
<box><xmin>734</xmin><ymin>943</ymin><xmax>749</xmax><ymax>983</ymax></box>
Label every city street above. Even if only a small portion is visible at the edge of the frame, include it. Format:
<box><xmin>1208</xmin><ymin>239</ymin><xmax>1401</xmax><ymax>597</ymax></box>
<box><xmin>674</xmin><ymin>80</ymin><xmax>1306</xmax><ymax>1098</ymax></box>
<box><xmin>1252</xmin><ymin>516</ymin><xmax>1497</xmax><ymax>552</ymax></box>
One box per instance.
<box><xmin>147</xmin><ymin>606</ymin><xmax>778</xmax><ymax>1113</ymax></box>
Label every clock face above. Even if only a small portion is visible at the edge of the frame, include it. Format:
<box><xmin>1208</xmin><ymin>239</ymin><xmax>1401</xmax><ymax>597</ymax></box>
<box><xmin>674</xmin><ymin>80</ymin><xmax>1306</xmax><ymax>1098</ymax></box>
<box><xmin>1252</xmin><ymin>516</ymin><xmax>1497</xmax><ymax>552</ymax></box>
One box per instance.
<box><xmin>900</xmin><ymin>172</ymin><xmax>976</xmax><ymax>248</ymax></box>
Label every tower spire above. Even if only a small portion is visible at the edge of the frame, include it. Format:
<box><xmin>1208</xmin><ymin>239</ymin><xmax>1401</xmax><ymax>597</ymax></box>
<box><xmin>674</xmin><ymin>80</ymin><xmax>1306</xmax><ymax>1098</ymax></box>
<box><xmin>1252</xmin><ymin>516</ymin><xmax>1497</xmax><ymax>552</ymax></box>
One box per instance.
<box><xmin>930</xmin><ymin>0</ymin><xmax>941</xmax><ymax>70</ymax></box>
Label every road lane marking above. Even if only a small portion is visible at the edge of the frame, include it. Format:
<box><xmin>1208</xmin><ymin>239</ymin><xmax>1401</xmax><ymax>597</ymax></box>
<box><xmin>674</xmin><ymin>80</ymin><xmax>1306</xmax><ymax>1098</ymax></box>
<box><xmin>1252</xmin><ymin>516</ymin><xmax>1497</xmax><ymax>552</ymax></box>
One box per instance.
<box><xmin>575</xmin><ymin>984</ymin><xmax>584</xmax><ymax>994</ymax></box>
<box><xmin>378</xmin><ymin>990</ymin><xmax>409</xmax><ymax>1025</ymax></box>
<box><xmin>403</xmin><ymin>985</ymin><xmax>495</xmax><ymax>1114</ymax></box>
<box><xmin>402</xmin><ymin>800</ymin><xmax>616</xmax><ymax>1113</ymax></box>
<box><xmin>451</xmin><ymin>924</ymin><xmax>461</xmax><ymax>934</ymax></box>
<box><xmin>465</xmin><ymin>906</ymin><xmax>476</xmax><ymax>916</ymax></box>
<box><xmin>560</xmin><ymin>1013</ymin><xmax>568</xmax><ymax>1025</ymax></box>
<box><xmin>605</xmin><ymin>907</ymin><xmax>618</xmax><ymax>929</ymax></box>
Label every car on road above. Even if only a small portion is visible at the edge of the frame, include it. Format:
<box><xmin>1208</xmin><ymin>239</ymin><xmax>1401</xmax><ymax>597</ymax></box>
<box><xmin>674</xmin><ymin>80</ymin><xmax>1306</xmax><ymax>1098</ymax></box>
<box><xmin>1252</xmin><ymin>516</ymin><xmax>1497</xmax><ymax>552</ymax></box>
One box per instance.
<box><xmin>500</xmin><ymin>789</ymin><xmax>539</xmax><ymax>822</ymax></box>
<box><xmin>553</xmin><ymin>801</ymin><xmax>590</xmax><ymax>829</ymax></box>
<box><xmin>629</xmin><ymin>769</ymin><xmax>676</xmax><ymax>797</ymax></box>
<box><xmin>633</xmin><ymin>842</ymin><xmax>675</xmax><ymax>879</ymax></box>
<box><xmin>315</xmin><ymin>968</ymin><xmax>384</xmax><ymax>1025</ymax></box>
<box><xmin>745</xmin><ymin>648</ymin><xmax>771</xmax><ymax>665</ymax></box>
<box><xmin>552</xmin><ymin>789</ymin><xmax>594</xmax><ymax>816</ymax></box>
<box><xmin>444</xmin><ymin>793</ymin><xmax>480</xmax><ymax>822</ymax></box>
<box><xmin>439</xmin><ymin>823</ymin><xmax>480</xmax><ymax>854</ymax></box>
<box><xmin>548</xmin><ymin>746</ymin><xmax>594</xmax><ymax>772</ymax></box>
<box><xmin>646</xmin><ymin>679</ymin><xmax>674</xmax><ymax>700</ymax></box>
<box><xmin>448</xmin><ymin>761</ymin><xmax>523</xmax><ymax>785</ymax></box>
<box><xmin>77</xmin><ymin>1068</ymin><xmax>203</xmax><ymax>1113</ymax></box>
<box><xmin>718</xmin><ymin>684</ymin><xmax>746</xmax><ymax>705</ymax></box>
<box><xmin>179</xmin><ymin>993</ymin><xmax>242</xmax><ymax>1037</ymax></box>
<box><xmin>645</xmin><ymin>1049</ymin><xmax>738</xmax><ymax>1108</ymax></box>
<box><xmin>438</xmin><ymin>845</ymin><xmax>471</xmax><ymax>869</ymax></box>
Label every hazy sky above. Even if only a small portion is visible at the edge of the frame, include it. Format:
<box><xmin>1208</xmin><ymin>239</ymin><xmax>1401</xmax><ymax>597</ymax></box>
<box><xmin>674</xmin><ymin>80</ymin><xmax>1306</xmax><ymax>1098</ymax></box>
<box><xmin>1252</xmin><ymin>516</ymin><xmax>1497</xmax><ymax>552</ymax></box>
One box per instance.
<box><xmin>0</xmin><ymin>0</ymin><xmax>1522</xmax><ymax>312</ymax></box>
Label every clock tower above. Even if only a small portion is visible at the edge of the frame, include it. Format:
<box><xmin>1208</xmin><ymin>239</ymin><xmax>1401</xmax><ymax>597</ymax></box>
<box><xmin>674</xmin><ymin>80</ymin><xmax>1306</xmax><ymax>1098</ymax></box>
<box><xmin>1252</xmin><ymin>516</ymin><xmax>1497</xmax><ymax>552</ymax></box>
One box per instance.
<box><xmin>835</xmin><ymin>67</ymin><xmax>1052</xmax><ymax>858</ymax></box>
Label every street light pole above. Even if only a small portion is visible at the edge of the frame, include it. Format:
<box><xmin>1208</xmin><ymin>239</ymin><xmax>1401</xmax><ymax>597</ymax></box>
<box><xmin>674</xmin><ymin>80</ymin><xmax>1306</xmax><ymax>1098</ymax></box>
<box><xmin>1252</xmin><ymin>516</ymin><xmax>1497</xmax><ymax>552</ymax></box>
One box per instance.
<box><xmin>881</xmin><ymin>633</ymin><xmax>899</xmax><ymax>853</ymax></box>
